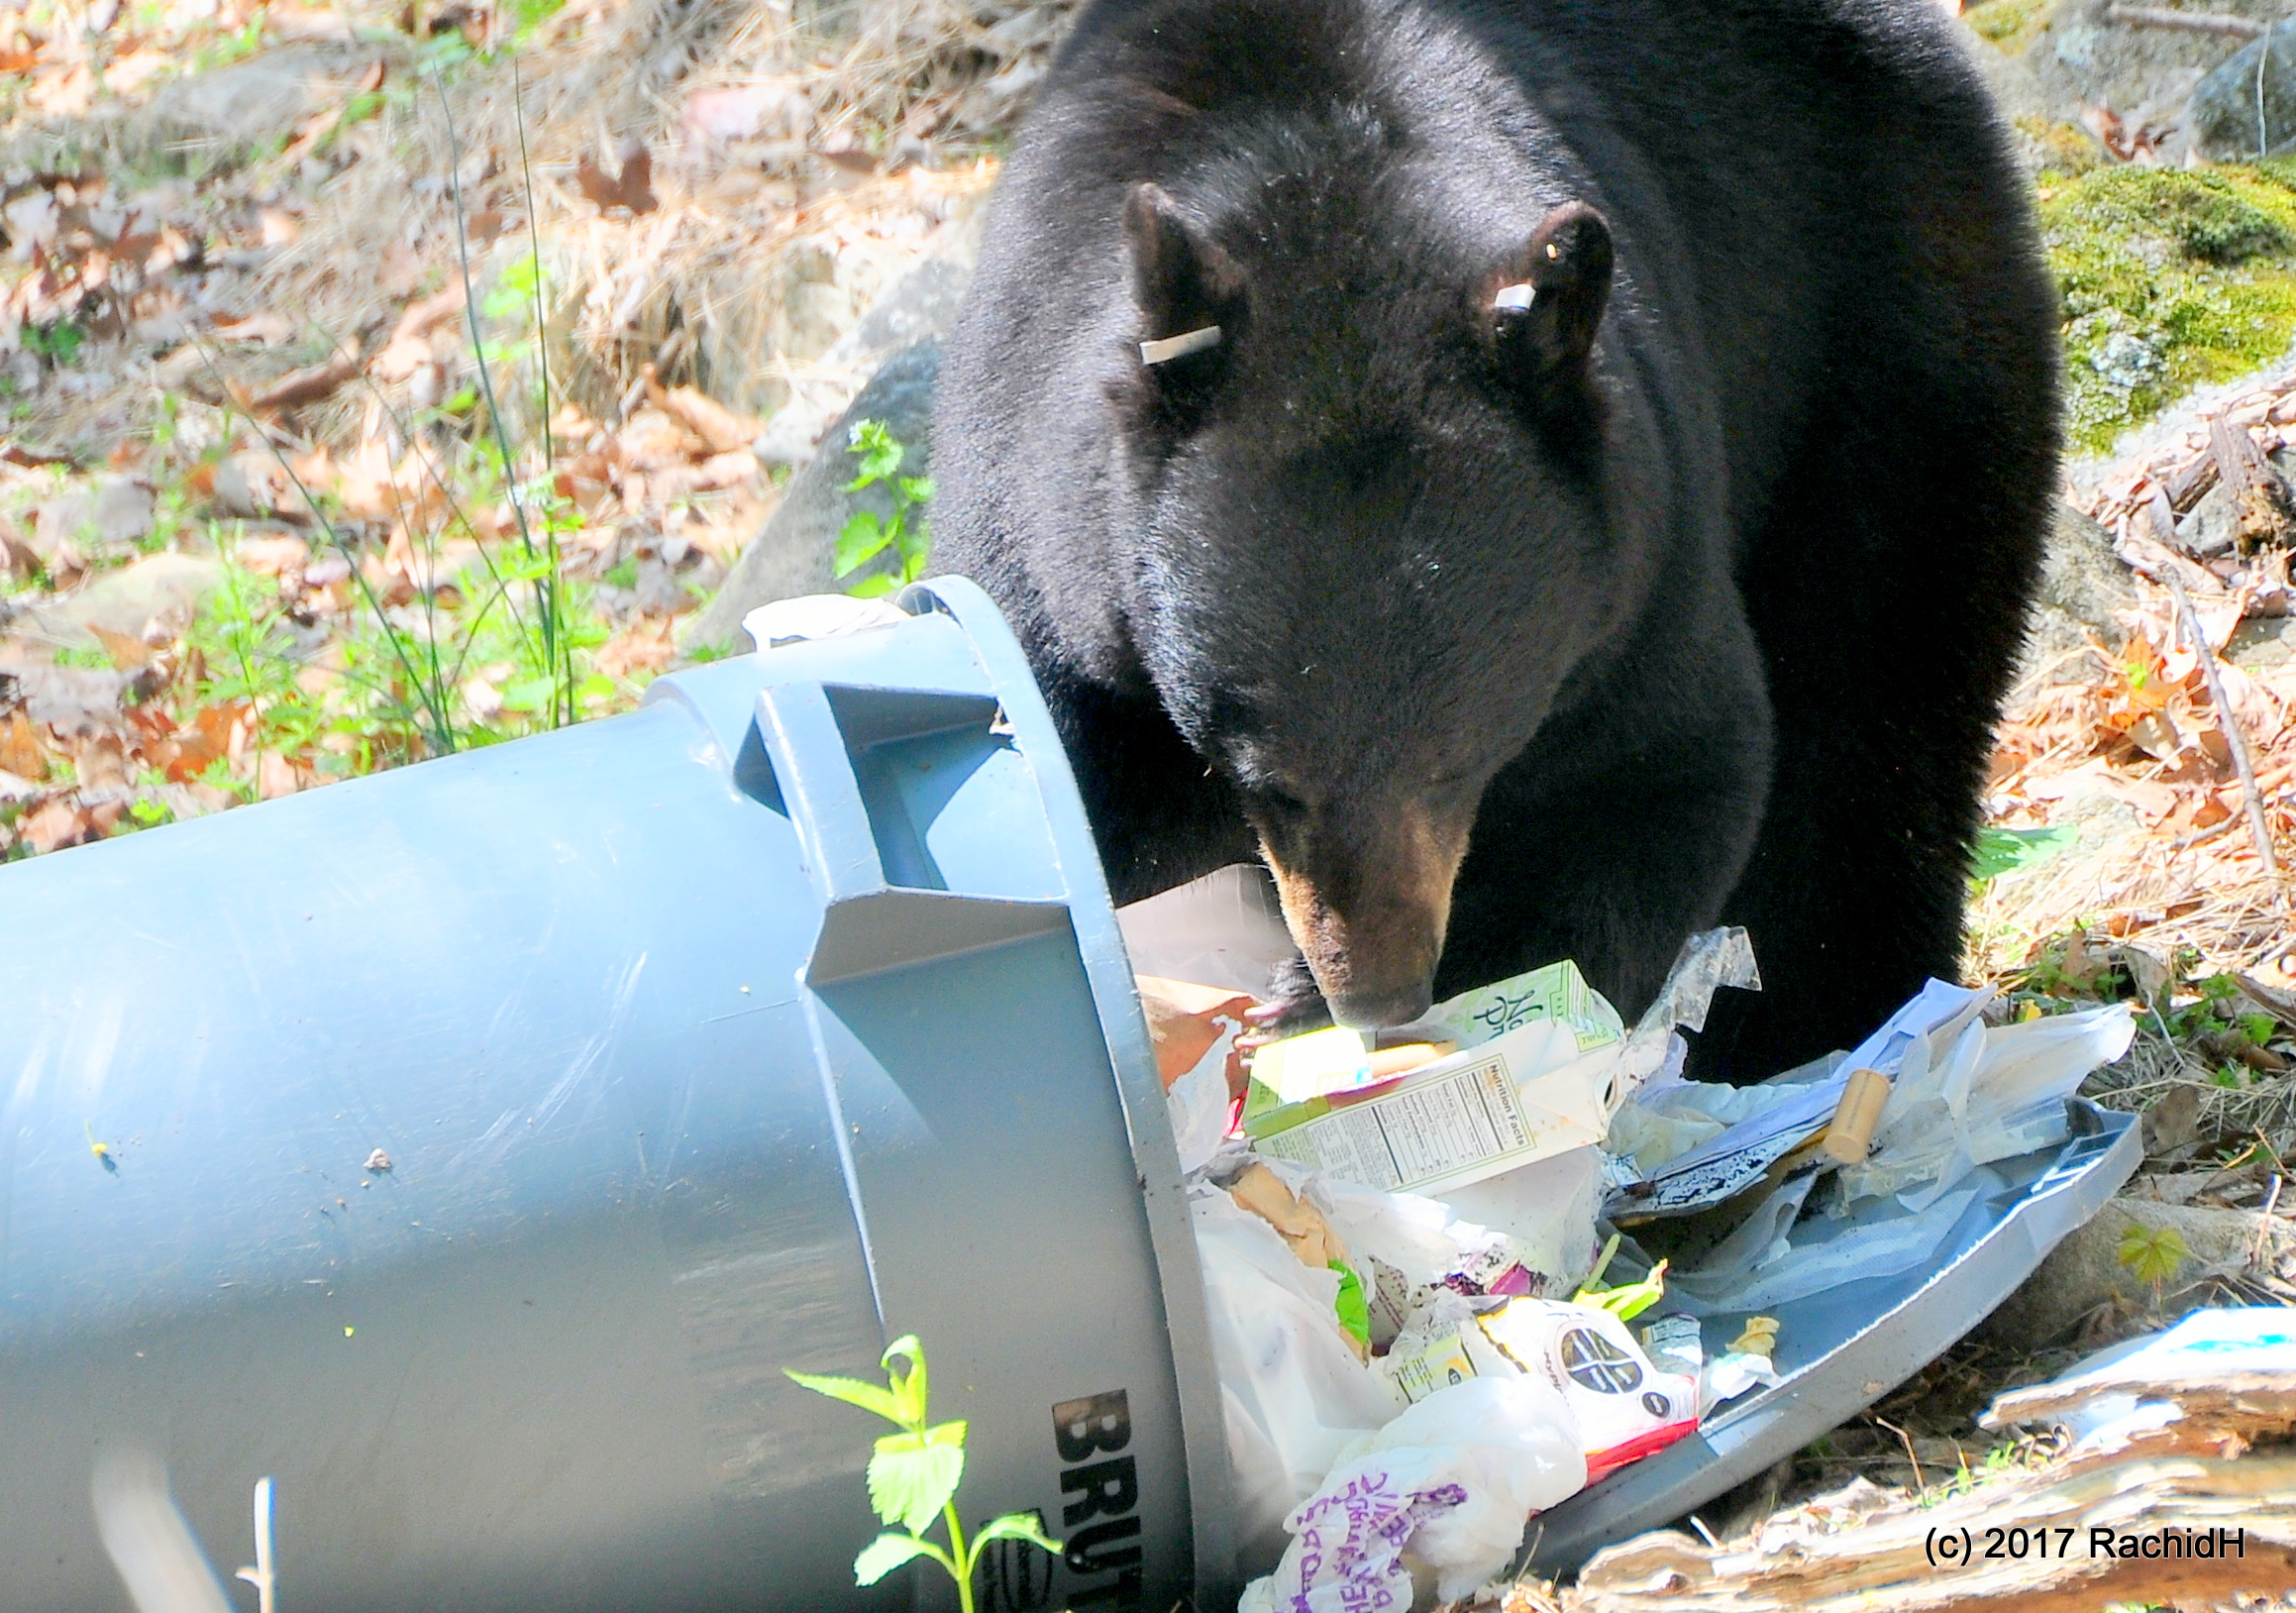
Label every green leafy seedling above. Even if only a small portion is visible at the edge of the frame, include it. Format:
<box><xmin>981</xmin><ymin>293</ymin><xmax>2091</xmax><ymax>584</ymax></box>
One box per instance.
<box><xmin>2117</xmin><ymin>1222</ymin><xmax>2189</xmax><ymax>1307</ymax></box>
<box><xmin>787</xmin><ymin>1335</ymin><xmax>1060</xmax><ymax>1611</ymax></box>
<box><xmin>832</xmin><ymin>419</ymin><xmax>935</xmax><ymax>597</ymax></box>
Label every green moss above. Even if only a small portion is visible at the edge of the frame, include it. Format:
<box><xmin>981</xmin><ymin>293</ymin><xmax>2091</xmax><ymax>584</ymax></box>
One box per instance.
<box><xmin>2042</xmin><ymin>164</ymin><xmax>2296</xmax><ymax>452</ymax></box>
<box><xmin>2017</xmin><ymin>116</ymin><xmax>2105</xmax><ymax>181</ymax></box>
<box><xmin>1966</xmin><ymin>0</ymin><xmax>2058</xmax><ymax>54</ymax></box>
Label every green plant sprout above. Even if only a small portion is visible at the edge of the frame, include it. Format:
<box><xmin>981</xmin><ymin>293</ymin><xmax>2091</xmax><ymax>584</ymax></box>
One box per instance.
<box><xmin>833</xmin><ymin>419</ymin><xmax>934</xmax><ymax>597</ymax></box>
<box><xmin>786</xmin><ymin>1335</ymin><xmax>1060</xmax><ymax>1610</ymax></box>
<box><xmin>2117</xmin><ymin>1222</ymin><xmax>2189</xmax><ymax>1306</ymax></box>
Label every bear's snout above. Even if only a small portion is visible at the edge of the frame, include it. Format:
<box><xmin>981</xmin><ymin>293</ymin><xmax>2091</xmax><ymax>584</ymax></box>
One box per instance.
<box><xmin>1256</xmin><ymin>799</ymin><xmax>1471</xmax><ymax>1030</ymax></box>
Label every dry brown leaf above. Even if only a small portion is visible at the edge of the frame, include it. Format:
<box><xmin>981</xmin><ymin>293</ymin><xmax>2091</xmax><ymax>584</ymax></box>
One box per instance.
<box><xmin>249</xmin><ymin>344</ymin><xmax>363</xmax><ymax>412</ymax></box>
<box><xmin>0</xmin><ymin>523</ymin><xmax>37</xmax><ymax>583</ymax></box>
<box><xmin>575</xmin><ymin>144</ymin><xmax>658</xmax><ymax>214</ymax></box>
<box><xmin>211</xmin><ymin>311</ymin><xmax>295</xmax><ymax>346</ymax></box>
<box><xmin>19</xmin><ymin>796</ymin><xmax>95</xmax><ymax>854</ymax></box>
<box><xmin>266</xmin><ymin>3</ymin><xmax>360</xmax><ymax>41</ymax></box>
<box><xmin>368</xmin><ymin>287</ymin><xmax>465</xmax><ymax>381</ymax></box>
<box><xmin>0</xmin><ymin>708</ymin><xmax>45</xmax><ymax>780</ymax></box>
<box><xmin>645</xmin><ymin>370</ymin><xmax>764</xmax><ymax>455</ymax></box>
<box><xmin>87</xmin><ymin>625</ymin><xmax>155</xmax><ymax>670</ymax></box>
<box><xmin>73</xmin><ymin>732</ymin><xmax>127</xmax><ymax>792</ymax></box>
<box><xmin>258</xmin><ymin>750</ymin><xmax>303</xmax><ymax>800</ymax></box>
<box><xmin>237</xmin><ymin>534</ymin><xmax>311</xmax><ymax>576</ymax></box>
<box><xmin>595</xmin><ymin>616</ymin><xmax>677</xmax><ymax>681</ymax></box>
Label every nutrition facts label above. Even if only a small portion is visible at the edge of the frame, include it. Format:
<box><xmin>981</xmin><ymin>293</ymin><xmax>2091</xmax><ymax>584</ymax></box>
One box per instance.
<box><xmin>1254</xmin><ymin>1056</ymin><xmax>1536</xmax><ymax>1193</ymax></box>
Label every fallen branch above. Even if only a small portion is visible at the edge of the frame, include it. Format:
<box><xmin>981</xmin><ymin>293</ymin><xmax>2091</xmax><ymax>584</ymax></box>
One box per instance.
<box><xmin>2105</xmin><ymin>4</ymin><xmax>2264</xmax><ymax>38</ymax></box>
<box><xmin>2163</xmin><ymin>565</ymin><xmax>2280</xmax><ymax>877</ymax></box>
<box><xmin>2209</xmin><ymin>415</ymin><xmax>2296</xmax><ymax>551</ymax></box>
<box><xmin>1567</xmin><ymin>1455</ymin><xmax>2296</xmax><ymax>1613</ymax></box>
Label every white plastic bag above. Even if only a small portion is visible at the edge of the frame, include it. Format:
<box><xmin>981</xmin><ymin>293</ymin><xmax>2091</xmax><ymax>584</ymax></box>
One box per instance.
<box><xmin>740</xmin><ymin>593</ymin><xmax>906</xmax><ymax>647</ymax></box>
<box><xmin>1193</xmin><ymin>1186</ymin><xmax>1403</xmax><ymax>1560</ymax></box>
<box><xmin>1168</xmin><ymin>1020</ymin><xmax>1242</xmax><ymax>1177</ymax></box>
<box><xmin>1238</xmin><ymin>1375</ymin><xmax>1587</xmax><ymax>1613</ymax></box>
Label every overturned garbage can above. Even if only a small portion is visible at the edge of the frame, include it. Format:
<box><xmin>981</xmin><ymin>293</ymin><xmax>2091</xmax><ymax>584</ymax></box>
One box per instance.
<box><xmin>0</xmin><ymin>578</ymin><xmax>1232</xmax><ymax>1613</ymax></box>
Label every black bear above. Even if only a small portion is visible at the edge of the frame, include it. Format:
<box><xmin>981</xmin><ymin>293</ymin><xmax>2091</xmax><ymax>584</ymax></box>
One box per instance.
<box><xmin>931</xmin><ymin>0</ymin><xmax>2057</xmax><ymax>1077</ymax></box>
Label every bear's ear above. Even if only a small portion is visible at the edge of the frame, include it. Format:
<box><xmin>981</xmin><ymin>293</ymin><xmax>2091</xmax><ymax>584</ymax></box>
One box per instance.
<box><xmin>1488</xmin><ymin>201</ymin><xmax>1613</xmax><ymax>395</ymax></box>
<box><xmin>1125</xmin><ymin>182</ymin><xmax>1245</xmax><ymax>371</ymax></box>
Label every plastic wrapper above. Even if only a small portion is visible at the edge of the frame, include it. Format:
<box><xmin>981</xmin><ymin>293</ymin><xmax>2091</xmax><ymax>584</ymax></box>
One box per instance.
<box><xmin>1838</xmin><ymin>1002</ymin><xmax>2136</xmax><ymax>1210</ymax></box>
<box><xmin>1475</xmin><ymin>1298</ymin><xmax>1700</xmax><ymax>1481</ymax></box>
<box><xmin>1610</xmin><ymin>926</ymin><xmax>1760</xmax><ymax>1102</ymax></box>
<box><xmin>1168</xmin><ymin>1017</ymin><xmax>1244</xmax><ymax>1177</ymax></box>
<box><xmin>1116</xmin><ymin>862</ymin><xmax>1300</xmax><ymax>995</ymax></box>
<box><xmin>1236</xmin><ymin>1376</ymin><xmax>1587</xmax><ymax>1613</ymax></box>
<box><xmin>1671</xmin><ymin>1173</ymin><xmax>1995</xmax><ymax>1312</ymax></box>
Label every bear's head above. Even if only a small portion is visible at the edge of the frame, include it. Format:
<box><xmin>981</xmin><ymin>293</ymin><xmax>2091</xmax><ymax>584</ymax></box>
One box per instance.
<box><xmin>1103</xmin><ymin>175</ymin><xmax>1648</xmax><ymax>1028</ymax></box>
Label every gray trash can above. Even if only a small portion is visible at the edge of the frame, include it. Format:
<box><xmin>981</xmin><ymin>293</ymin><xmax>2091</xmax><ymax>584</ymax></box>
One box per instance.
<box><xmin>0</xmin><ymin>577</ymin><xmax>1233</xmax><ymax>1612</ymax></box>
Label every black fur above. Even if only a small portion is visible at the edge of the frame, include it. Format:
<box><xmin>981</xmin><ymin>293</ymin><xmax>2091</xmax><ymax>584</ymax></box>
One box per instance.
<box><xmin>931</xmin><ymin>0</ymin><xmax>2058</xmax><ymax>1077</ymax></box>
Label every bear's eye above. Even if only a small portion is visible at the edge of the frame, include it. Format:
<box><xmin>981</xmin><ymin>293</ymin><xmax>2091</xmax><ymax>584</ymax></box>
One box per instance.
<box><xmin>1249</xmin><ymin>784</ymin><xmax>1312</xmax><ymax>822</ymax></box>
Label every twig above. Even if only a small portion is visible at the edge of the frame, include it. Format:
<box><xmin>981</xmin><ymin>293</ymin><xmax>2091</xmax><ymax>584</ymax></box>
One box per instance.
<box><xmin>2172</xmin><ymin>812</ymin><xmax>2244</xmax><ymax>853</ymax></box>
<box><xmin>2105</xmin><ymin>4</ymin><xmax>2263</xmax><ymax>38</ymax></box>
<box><xmin>2162</xmin><ymin>567</ymin><xmax>2279</xmax><ymax>877</ymax></box>
<box><xmin>1872</xmin><ymin>1413</ymin><xmax>1927</xmax><ymax>1492</ymax></box>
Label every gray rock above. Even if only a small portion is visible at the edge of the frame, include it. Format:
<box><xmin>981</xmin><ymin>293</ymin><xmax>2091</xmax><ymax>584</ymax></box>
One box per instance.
<box><xmin>33</xmin><ymin>476</ymin><xmax>154</xmax><ymax>559</ymax></box>
<box><xmin>2226</xmin><ymin>612</ymin><xmax>2296</xmax><ymax>669</ymax></box>
<box><xmin>1990</xmin><ymin>0</ymin><xmax>2274</xmax><ymax>157</ymax></box>
<box><xmin>1976</xmin><ymin>1197</ymin><xmax>2291</xmax><ymax>1347</ymax></box>
<box><xmin>143</xmin><ymin>47</ymin><xmax>350</xmax><ymax>155</ymax></box>
<box><xmin>2187</xmin><ymin>17</ymin><xmax>2296</xmax><ymax>161</ymax></box>
<box><xmin>686</xmin><ymin>338</ymin><xmax>942</xmax><ymax>655</ymax></box>
<box><xmin>19</xmin><ymin>553</ymin><xmax>223</xmax><ymax>648</ymax></box>
<box><xmin>2017</xmin><ymin>500</ymin><xmax>2138</xmax><ymax>688</ymax></box>
<box><xmin>2093</xmin><ymin>332</ymin><xmax>2163</xmax><ymax>394</ymax></box>
<box><xmin>826</xmin><ymin>254</ymin><xmax>974</xmax><ymax>369</ymax></box>
<box><xmin>753</xmin><ymin>244</ymin><xmax>980</xmax><ymax>472</ymax></box>
<box><xmin>2178</xmin><ymin>477</ymin><xmax>2244</xmax><ymax>558</ymax></box>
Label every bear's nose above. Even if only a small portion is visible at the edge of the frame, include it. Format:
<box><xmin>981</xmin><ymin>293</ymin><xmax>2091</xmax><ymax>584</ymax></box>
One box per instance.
<box><xmin>1324</xmin><ymin>978</ymin><xmax>1436</xmax><ymax>1030</ymax></box>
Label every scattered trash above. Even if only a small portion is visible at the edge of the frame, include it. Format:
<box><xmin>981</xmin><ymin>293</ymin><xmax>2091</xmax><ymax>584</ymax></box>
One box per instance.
<box><xmin>363</xmin><ymin>1148</ymin><xmax>390</xmax><ymax>1172</ymax></box>
<box><xmin>1142</xmin><ymin>873</ymin><xmax>2150</xmax><ymax>1598</ymax></box>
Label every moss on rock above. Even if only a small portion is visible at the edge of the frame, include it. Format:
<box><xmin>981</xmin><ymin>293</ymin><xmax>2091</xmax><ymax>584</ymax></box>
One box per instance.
<box><xmin>2043</xmin><ymin>163</ymin><xmax>2296</xmax><ymax>452</ymax></box>
<box><xmin>2016</xmin><ymin>116</ymin><xmax>2106</xmax><ymax>181</ymax></box>
<box><xmin>1966</xmin><ymin>0</ymin><xmax>2058</xmax><ymax>54</ymax></box>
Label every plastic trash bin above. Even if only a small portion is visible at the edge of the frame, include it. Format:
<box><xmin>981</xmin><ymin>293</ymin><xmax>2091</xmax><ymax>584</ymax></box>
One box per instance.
<box><xmin>0</xmin><ymin>577</ymin><xmax>1232</xmax><ymax>1613</ymax></box>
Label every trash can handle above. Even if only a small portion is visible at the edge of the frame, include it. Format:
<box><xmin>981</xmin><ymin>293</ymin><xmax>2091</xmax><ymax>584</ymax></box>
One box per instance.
<box><xmin>754</xmin><ymin>680</ymin><xmax>887</xmax><ymax>906</ymax></box>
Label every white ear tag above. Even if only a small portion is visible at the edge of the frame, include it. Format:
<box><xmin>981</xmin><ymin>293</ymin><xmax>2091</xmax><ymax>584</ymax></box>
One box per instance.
<box><xmin>1139</xmin><ymin>324</ymin><xmax>1223</xmax><ymax>365</ymax></box>
<box><xmin>1493</xmin><ymin>282</ymin><xmax>1535</xmax><ymax>311</ymax></box>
